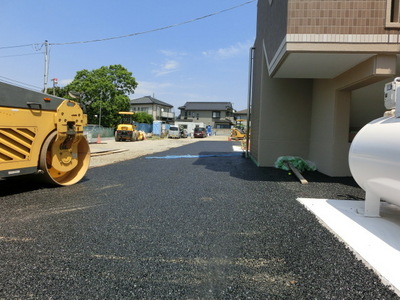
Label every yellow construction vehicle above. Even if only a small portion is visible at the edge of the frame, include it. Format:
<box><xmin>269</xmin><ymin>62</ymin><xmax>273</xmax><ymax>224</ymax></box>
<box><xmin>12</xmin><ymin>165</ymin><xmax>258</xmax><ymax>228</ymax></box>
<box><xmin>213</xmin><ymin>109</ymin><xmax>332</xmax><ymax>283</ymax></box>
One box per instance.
<box><xmin>230</xmin><ymin>128</ymin><xmax>246</xmax><ymax>140</ymax></box>
<box><xmin>0</xmin><ymin>81</ymin><xmax>90</xmax><ymax>186</ymax></box>
<box><xmin>230</xmin><ymin>119</ymin><xmax>247</xmax><ymax>140</ymax></box>
<box><xmin>115</xmin><ymin>111</ymin><xmax>137</xmax><ymax>141</ymax></box>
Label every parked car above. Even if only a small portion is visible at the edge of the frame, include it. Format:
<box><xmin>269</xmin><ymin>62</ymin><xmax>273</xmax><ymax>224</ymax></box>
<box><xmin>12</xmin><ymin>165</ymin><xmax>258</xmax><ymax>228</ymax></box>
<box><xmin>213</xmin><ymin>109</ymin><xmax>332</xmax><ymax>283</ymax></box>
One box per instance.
<box><xmin>168</xmin><ymin>126</ymin><xmax>181</xmax><ymax>139</ymax></box>
<box><xmin>181</xmin><ymin>129</ymin><xmax>188</xmax><ymax>138</ymax></box>
<box><xmin>193</xmin><ymin>127</ymin><xmax>207</xmax><ymax>138</ymax></box>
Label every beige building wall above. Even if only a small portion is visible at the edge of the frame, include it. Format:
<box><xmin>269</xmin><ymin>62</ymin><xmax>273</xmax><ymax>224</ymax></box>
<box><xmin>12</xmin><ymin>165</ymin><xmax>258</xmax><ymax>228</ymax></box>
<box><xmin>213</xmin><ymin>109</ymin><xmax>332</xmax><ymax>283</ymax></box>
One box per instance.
<box><xmin>181</xmin><ymin>110</ymin><xmax>233</xmax><ymax>128</ymax></box>
<box><xmin>251</xmin><ymin>45</ymin><xmax>313</xmax><ymax>167</ymax></box>
<box><xmin>194</xmin><ymin>110</ymin><xmax>217</xmax><ymax>127</ymax></box>
<box><xmin>309</xmin><ymin>80</ymin><xmax>351</xmax><ymax>175</ymax></box>
<box><xmin>249</xmin><ymin>44</ymin><xmax>264</xmax><ymax>165</ymax></box>
<box><xmin>251</xmin><ymin>0</ymin><xmax>400</xmax><ymax>176</ymax></box>
<box><xmin>350</xmin><ymin>80</ymin><xmax>388</xmax><ymax>130</ymax></box>
<box><xmin>309</xmin><ymin>55</ymin><xmax>396</xmax><ymax>176</ymax></box>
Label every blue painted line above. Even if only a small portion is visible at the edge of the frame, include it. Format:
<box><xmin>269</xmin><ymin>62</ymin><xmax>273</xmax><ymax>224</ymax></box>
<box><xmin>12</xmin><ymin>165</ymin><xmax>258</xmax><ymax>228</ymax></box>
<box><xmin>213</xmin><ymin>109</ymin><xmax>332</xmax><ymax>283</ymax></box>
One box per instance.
<box><xmin>145</xmin><ymin>153</ymin><xmax>242</xmax><ymax>159</ymax></box>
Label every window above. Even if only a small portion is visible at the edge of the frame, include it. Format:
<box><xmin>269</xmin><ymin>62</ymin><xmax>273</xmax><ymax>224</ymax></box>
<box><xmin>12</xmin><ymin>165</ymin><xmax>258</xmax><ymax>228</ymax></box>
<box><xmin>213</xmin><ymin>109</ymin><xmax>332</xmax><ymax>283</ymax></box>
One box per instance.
<box><xmin>386</xmin><ymin>0</ymin><xmax>400</xmax><ymax>27</ymax></box>
<box><xmin>212</xmin><ymin>111</ymin><xmax>220</xmax><ymax>118</ymax></box>
<box><xmin>139</xmin><ymin>107</ymin><xmax>149</xmax><ymax>113</ymax></box>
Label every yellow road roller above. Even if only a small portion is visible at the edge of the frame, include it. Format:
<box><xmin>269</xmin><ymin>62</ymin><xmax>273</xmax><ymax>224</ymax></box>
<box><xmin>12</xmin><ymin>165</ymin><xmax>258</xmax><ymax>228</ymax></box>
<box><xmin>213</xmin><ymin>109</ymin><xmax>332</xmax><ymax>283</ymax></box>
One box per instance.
<box><xmin>0</xmin><ymin>81</ymin><xmax>90</xmax><ymax>186</ymax></box>
<box><xmin>115</xmin><ymin>111</ymin><xmax>137</xmax><ymax>141</ymax></box>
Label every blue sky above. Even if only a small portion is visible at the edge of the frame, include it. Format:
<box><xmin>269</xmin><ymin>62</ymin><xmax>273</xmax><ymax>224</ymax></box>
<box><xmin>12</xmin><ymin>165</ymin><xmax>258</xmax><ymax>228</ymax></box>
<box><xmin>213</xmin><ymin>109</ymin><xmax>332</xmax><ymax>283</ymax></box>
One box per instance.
<box><xmin>0</xmin><ymin>0</ymin><xmax>256</xmax><ymax>112</ymax></box>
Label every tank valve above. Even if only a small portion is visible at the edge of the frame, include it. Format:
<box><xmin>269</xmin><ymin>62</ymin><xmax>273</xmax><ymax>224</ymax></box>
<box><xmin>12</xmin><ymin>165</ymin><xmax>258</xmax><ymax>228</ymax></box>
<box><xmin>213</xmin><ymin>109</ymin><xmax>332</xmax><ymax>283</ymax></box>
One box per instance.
<box><xmin>384</xmin><ymin>77</ymin><xmax>400</xmax><ymax>117</ymax></box>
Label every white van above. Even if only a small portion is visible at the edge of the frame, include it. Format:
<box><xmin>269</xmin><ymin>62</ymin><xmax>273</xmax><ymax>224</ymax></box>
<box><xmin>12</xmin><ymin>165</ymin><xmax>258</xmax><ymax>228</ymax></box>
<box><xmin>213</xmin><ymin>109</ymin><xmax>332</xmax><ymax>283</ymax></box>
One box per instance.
<box><xmin>168</xmin><ymin>126</ymin><xmax>180</xmax><ymax>139</ymax></box>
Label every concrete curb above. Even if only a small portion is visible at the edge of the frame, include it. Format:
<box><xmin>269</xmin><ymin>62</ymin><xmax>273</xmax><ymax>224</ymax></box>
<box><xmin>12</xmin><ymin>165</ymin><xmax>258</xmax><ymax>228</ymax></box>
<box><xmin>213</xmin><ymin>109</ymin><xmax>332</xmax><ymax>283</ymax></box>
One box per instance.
<box><xmin>90</xmin><ymin>149</ymin><xmax>128</xmax><ymax>157</ymax></box>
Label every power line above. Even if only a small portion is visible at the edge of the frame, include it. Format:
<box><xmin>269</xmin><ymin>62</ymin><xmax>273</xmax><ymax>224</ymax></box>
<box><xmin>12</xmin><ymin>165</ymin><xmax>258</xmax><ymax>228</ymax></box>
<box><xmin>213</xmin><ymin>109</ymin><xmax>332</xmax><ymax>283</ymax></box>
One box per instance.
<box><xmin>0</xmin><ymin>0</ymin><xmax>256</xmax><ymax>91</ymax></box>
<box><xmin>0</xmin><ymin>52</ymin><xmax>42</xmax><ymax>58</ymax></box>
<box><xmin>0</xmin><ymin>43</ymin><xmax>39</xmax><ymax>50</ymax></box>
<box><xmin>0</xmin><ymin>76</ymin><xmax>42</xmax><ymax>90</ymax></box>
<box><xmin>0</xmin><ymin>0</ymin><xmax>256</xmax><ymax>49</ymax></box>
<box><xmin>50</xmin><ymin>0</ymin><xmax>256</xmax><ymax>46</ymax></box>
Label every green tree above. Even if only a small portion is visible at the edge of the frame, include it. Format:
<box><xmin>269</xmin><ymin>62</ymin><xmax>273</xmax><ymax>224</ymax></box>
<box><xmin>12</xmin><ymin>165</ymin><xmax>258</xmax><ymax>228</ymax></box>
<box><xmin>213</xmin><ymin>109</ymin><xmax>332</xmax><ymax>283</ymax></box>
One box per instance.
<box><xmin>132</xmin><ymin>112</ymin><xmax>154</xmax><ymax>124</ymax></box>
<box><xmin>46</xmin><ymin>86</ymin><xmax>65</xmax><ymax>97</ymax></box>
<box><xmin>64</xmin><ymin>64</ymin><xmax>138</xmax><ymax>128</ymax></box>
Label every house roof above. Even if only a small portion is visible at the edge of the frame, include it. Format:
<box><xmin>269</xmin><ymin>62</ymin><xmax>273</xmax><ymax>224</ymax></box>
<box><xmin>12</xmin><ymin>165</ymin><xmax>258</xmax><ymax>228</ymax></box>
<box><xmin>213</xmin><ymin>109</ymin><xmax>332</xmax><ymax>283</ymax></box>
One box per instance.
<box><xmin>130</xmin><ymin>96</ymin><xmax>173</xmax><ymax>108</ymax></box>
<box><xmin>179</xmin><ymin>102</ymin><xmax>233</xmax><ymax>111</ymax></box>
<box><xmin>234</xmin><ymin>109</ymin><xmax>248</xmax><ymax>115</ymax></box>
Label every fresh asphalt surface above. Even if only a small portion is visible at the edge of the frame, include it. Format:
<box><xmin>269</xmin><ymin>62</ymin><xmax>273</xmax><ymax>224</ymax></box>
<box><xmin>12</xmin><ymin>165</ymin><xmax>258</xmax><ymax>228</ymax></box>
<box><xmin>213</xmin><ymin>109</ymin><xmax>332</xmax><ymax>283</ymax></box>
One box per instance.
<box><xmin>0</xmin><ymin>140</ymin><xmax>398</xmax><ymax>299</ymax></box>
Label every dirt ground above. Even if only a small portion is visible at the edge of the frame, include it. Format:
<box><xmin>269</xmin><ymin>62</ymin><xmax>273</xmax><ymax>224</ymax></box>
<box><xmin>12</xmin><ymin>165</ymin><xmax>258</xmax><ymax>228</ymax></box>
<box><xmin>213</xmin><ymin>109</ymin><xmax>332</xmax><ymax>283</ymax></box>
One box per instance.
<box><xmin>88</xmin><ymin>135</ymin><xmax>231</xmax><ymax>168</ymax></box>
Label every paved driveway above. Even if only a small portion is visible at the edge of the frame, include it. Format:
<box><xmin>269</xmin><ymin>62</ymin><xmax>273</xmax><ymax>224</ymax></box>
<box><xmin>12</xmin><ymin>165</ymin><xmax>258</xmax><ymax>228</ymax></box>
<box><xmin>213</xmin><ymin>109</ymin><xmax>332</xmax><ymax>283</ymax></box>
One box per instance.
<box><xmin>0</xmin><ymin>140</ymin><xmax>398</xmax><ymax>299</ymax></box>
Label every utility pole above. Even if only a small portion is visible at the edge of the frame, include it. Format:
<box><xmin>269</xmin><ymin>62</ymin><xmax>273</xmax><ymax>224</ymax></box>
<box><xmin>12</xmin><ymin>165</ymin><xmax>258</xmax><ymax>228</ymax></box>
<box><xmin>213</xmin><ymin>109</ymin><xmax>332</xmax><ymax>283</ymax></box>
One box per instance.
<box><xmin>43</xmin><ymin>40</ymin><xmax>49</xmax><ymax>94</ymax></box>
<box><xmin>99</xmin><ymin>101</ymin><xmax>102</xmax><ymax>127</ymax></box>
<box><xmin>51</xmin><ymin>78</ymin><xmax>58</xmax><ymax>95</ymax></box>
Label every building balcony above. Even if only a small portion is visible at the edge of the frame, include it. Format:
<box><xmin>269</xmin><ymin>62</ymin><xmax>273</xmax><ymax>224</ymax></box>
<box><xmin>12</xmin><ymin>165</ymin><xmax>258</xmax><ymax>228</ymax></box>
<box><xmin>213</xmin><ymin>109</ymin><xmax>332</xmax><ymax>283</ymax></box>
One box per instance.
<box><xmin>161</xmin><ymin>111</ymin><xmax>174</xmax><ymax>119</ymax></box>
<box><xmin>260</xmin><ymin>0</ymin><xmax>399</xmax><ymax>79</ymax></box>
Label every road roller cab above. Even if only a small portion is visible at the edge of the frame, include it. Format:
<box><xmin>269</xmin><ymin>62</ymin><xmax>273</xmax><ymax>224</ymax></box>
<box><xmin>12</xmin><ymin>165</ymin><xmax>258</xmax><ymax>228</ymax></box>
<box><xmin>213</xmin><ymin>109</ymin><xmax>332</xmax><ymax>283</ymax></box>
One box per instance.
<box><xmin>115</xmin><ymin>111</ymin><xmax>137</xmax><ymax>141</ymax></box>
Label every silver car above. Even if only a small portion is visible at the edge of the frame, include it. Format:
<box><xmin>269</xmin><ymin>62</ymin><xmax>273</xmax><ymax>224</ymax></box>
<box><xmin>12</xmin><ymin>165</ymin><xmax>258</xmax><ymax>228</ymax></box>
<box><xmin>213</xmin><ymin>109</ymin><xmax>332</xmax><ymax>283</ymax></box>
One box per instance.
<box><xmin>168</xmin><ymin>126</ymin><xmax>180</xmax><ymax>139</ymax></box>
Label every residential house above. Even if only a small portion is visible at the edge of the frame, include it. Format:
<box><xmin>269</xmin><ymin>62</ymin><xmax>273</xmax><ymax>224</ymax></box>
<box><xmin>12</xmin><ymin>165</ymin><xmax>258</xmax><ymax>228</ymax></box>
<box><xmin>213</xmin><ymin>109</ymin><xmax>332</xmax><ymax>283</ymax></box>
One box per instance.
<box><xmin>250</xmin><ymin>0</ymin><xmax>400</xmax><ymax>176</ymax></box>
<box><xmin>130</xmin><ymin>96</ymin><xmax>174</xmax><ymax>123</ymax></box>
<box><xmin>178</xmin><ymin>102</ymin><xmax>235</xmax><ymax>128</ymax></box>
<box><xmin>234</xmin><ymin>109</ymin><xmax>248</xmax><ymax>121</ymax></box>
<box><xmin>233</xmin><ymin>109</ymin><xmax>249</xmax><ymax>130</ymax></box>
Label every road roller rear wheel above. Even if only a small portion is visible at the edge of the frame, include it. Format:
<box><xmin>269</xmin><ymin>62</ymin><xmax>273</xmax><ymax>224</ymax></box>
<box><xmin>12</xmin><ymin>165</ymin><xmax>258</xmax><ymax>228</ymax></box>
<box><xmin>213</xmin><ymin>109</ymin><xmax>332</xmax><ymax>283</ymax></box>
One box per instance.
<box><xmin>39</xmin><ymin>131</ymin><xmax>90</xmax><ymax>186</ymax></box>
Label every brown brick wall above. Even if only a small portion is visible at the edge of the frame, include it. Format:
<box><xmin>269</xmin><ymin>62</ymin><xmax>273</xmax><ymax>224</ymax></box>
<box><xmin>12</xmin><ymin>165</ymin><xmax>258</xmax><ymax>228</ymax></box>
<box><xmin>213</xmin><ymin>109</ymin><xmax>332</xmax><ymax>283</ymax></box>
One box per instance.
<box><xmin>287</xmin><ymin>0</ymin><xmax>391</xmax><ymax>34</ymax></box>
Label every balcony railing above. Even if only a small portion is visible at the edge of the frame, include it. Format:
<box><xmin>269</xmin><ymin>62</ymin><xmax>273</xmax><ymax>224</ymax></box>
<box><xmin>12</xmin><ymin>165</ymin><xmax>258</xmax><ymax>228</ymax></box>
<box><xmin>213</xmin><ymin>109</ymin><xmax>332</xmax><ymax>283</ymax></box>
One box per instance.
<box><xmin>161</xmin><ymin>111</ymin><xmax>174</xmax><ymax>119</ymax></box>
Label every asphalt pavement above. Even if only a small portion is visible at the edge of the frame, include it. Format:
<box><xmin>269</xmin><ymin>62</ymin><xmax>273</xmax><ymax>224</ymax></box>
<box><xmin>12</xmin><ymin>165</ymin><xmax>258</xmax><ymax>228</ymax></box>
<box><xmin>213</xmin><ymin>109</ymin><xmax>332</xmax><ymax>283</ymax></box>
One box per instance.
<box><xmin>0</xmin><ymin>140</ymin><xmax>398</xmax><ymax>299</ymax></box>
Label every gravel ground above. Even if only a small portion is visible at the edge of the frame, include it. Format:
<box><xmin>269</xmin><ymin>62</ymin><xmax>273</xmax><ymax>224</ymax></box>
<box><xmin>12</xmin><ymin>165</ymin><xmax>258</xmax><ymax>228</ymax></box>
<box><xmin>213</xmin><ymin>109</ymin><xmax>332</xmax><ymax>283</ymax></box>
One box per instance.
<box><xmin>86</xmin><ymin>138</ymin><xmax>400</xmax><ymax>299</ymax></box>
<box><xmin>1</xmin><ymin>138</ymin><xmax>398</xmax><ymax>298</ymax></box>
<box><xmin>89</xmin><ymin>135</ymin><xmax>229</xmax><ymax>168</ymax></box>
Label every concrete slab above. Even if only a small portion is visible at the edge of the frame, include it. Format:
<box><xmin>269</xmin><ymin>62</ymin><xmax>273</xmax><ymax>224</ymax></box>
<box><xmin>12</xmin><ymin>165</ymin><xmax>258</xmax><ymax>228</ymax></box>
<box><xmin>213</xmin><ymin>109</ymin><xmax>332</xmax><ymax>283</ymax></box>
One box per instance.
<box><xmin>232</xmin><ymin>145</ymin><xmax>244</xmax><ymax>152</ymax></box>
<box><xmin>90</xmin><ymin>149</ymin><xmax>128</xmax><ymax>156</ymax></box>
<box><xmin>297</xmin><ymin>198</ymin><xmax>400</xmax><ymax>295</ymax></box>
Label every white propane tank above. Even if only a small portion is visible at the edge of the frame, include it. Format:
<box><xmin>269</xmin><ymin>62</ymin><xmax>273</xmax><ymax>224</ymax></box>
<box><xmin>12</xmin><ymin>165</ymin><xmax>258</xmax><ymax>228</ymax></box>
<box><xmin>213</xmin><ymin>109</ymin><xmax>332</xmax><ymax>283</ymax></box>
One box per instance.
<box><xmin>349</xmin><ymin>77</ymin><xmax>400</xmax><ymax>217</ymax></box>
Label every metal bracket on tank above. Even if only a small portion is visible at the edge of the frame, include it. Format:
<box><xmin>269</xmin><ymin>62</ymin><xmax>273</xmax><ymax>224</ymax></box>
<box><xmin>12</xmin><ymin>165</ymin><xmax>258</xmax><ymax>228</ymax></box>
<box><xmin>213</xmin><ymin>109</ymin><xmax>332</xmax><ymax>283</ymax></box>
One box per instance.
<box><xmin>384</xmin><ymin>77</ymin><xmax>400</xmax><ymax>118</ymax></box>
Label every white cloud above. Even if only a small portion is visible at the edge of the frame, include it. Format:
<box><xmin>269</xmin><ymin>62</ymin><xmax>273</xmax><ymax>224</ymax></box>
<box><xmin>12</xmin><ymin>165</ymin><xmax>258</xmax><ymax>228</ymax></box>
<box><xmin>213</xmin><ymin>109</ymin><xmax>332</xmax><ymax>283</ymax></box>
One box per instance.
<box><xmin>151</xmin><ymin>49</ymin><xmax>188</xmax><ymax>77</ymax></box>
<box><xmin>164</xmin><ymin>60</ymin><xmax>179</xmax><ymax>70</ymax></box>
<box><xmin>202</xmin><ymin>41</ymin><xmax>253</xmax><ymax>59</ymax></box>
<box><xmin>159</xmin><ymin>50</ymin><xmax>187</xmax><ymax>57</ymax></box>
<box><xmin>133</xmin><ymin>81</ymin><xmax>174</xmax><ymax>98</ymax></box>
<box><xmin>152</xmin><ymin>59</ymin><xmax>180</xmax><ymax>77</ymax></box>
<box><xmin>58</xmin><ymin>78</ymin><xmax>73</xmax><ymax>86</ymax></box>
